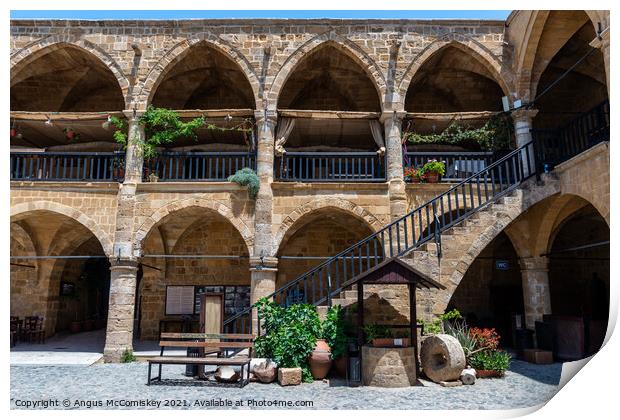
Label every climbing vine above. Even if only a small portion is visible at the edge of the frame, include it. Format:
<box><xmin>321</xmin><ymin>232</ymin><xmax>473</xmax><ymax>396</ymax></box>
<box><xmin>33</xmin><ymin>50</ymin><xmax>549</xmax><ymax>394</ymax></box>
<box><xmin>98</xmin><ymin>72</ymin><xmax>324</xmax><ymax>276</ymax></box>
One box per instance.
<box><xmin>111</xmin><ymin>106</ymin><xmax>254</xmax><ymax>158</ymax></box>
<box><xmin>403</xmin><ymin>115</ymin><xmax>513</xmax><ymax>151</ymax></box>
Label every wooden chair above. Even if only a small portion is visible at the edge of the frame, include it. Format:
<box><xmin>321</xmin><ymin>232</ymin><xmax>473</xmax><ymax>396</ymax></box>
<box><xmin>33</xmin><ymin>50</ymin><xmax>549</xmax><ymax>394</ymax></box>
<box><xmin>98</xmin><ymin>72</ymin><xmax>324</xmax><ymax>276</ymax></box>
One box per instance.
<box><xmin>10</xmin><ymin>318</ymin><xmax>21</xmax><ymax>347</ymax></box>
<box><xmin>24</xmin><ymin>316</ymin><xmax>45</xmax><ymax>344</ymax></box>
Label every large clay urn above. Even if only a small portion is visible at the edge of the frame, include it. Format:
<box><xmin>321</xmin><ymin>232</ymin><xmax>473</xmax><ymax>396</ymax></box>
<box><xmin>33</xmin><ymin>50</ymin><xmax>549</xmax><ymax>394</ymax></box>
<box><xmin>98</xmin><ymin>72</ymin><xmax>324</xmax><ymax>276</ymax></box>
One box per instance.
<box><xmin>309</xmin><ymin>339</ymin><xmax>332</xmax><ymax>379</ymax></box>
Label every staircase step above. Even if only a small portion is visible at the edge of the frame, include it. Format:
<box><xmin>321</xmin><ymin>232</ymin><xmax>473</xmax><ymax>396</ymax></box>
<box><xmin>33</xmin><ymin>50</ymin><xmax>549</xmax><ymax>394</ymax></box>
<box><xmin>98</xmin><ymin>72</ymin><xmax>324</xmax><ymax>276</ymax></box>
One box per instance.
<box><xmin>316</xmin><ymin>306</ymin><xmax>328</xmax><ymax>321</ymax></box>
<box><xmin>343</xmin><ymin>290</ymin><xmax>358</xmax><ymax>300</ymax></box>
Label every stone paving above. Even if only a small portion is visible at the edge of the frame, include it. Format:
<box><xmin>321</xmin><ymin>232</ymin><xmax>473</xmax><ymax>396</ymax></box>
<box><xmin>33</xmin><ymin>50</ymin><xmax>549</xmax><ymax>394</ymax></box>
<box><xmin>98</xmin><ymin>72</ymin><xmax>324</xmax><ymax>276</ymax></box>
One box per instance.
<box><xmin>10</xmin><ymin>360</ymin><xmax>562</xmax><ymax>410</ymax></box>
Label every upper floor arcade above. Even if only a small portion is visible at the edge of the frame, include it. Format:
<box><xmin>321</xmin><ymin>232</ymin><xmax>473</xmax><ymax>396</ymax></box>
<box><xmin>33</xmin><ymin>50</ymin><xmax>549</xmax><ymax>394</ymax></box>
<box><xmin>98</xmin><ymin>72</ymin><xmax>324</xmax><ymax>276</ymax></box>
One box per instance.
<box><xmin>10</xmin><ymin>11</ymin><xmax>609</xmax><ymax>185</ymax></box>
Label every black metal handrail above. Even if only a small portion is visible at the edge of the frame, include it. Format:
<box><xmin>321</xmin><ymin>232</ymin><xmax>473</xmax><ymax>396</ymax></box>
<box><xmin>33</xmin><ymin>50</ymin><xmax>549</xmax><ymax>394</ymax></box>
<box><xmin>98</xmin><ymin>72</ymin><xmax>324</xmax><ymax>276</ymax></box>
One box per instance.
<box><xmin>275</xmin><ymin>152</ymin><xmax>386</xmax><ymax>182</ymax></box>
<box><xmin>10</xmin><ymin>151</ymin><xmax>125</xmax><ymax>182</ymax></box>
<box><xmin>144</xmin><ymin>151</ymin><xmax>256</xmax><ymax>181</ymax></box>
<box><xmin>224</xmin><ymin>141</ymin><xmax>539</xmax><ymax>333</ymax></box>
<box><xmin>403</xmin><ymin>151</ymin><xmax>495</xmax><ymax>181</ymax></box>
<box><xmin>533</xmin><ymin>100</ymin><xmax>610</xmax><ymax>171</ymax></box>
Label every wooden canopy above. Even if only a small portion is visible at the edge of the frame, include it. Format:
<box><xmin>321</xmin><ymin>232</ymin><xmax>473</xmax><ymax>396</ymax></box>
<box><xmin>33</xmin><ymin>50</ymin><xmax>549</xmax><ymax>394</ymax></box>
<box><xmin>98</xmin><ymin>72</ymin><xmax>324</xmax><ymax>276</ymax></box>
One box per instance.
<box><xmin>342</xmin><ymin>257</ymin><xmax>445</xmax><ymax>290</ymax></box>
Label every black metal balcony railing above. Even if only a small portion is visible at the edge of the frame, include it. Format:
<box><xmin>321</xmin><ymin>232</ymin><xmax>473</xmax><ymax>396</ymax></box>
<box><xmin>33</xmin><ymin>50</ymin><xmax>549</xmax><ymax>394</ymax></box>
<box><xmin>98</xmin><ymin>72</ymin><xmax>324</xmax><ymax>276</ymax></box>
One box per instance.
<box><xmin>143</xmin><ymin>152</ymin><xmax>257</xmax><ymax>182</ymax></box>
<box><xmin>275</xmin><ymin>152</ymin><xmax>386</xmax><ymax>182</ymax></box>
<box><xmin>10</xmin><ymin>151</ymin><xmax>125</xmax><ymax>182</ymax></box>
<box><xmin>533</xmin><ymin>100</ymin><xmax>610</xmax><ymax>170</ymax></box>
<box><xmin>403</xmin><ymin>151</ymin><xmax>495</xmax><ymax>181</ymax></box>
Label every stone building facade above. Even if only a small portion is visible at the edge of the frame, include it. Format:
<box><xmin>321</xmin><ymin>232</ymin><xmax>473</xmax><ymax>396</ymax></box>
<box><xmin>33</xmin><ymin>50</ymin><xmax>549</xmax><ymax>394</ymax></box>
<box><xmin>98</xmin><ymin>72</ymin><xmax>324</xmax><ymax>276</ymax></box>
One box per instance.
<box><xmin>10</xmin><ymin>11</ymin><xmax>610</xmax><ymax>361</ymax></box>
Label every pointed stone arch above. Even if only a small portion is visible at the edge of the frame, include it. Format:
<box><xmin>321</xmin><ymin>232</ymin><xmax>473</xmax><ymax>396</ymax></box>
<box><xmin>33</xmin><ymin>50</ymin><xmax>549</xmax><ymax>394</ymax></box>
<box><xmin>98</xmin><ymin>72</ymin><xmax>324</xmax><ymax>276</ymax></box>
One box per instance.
<box><xmin>10</xmin><ymin>37</ymin><xmax>130</xmax><ymax>109</ymax></box>
<box><xmin>136</xmin><ymin>34</ymin><xmax>260</xmax><ymax>110</ymax></box>
<box><xmin>10</xmin><ymin>201</ymin><xmax>114</xmax><ymax>257</ymax></box>
<box><xmin>134</xmin><ymin>197</ymin><xmax>254</xmax><ymax>256</ymax></box>
<box><xmin>269</xmin><ymin>34</ymin><xmax>387</xmax><ymax>110</ymax></box>
<box><xmin>273</xmin><ymin>198</ymin><xmax>383</xmax><ymax>255</ymax></box>
<box><xmin>398</xmin><ymin>34</ymin><xmax>510</xmax><ymax>105</ymax></box>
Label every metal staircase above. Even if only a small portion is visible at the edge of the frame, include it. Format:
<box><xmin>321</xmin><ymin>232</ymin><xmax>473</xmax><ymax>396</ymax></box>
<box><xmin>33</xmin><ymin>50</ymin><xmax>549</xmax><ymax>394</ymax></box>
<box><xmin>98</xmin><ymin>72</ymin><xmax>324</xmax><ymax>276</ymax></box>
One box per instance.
<box><xmin>223</xmin><ymin>101</ymin><xmax>610</xmax><ymax>334</ymax></box>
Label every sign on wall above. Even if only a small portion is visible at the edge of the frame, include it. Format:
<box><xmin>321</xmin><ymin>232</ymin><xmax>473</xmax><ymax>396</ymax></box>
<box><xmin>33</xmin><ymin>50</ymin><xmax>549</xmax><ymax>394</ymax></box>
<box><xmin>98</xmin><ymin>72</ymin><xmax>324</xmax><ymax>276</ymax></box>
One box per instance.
<box><xmin>165</xmin><ymin>286</ymin><xmax>195</xmax><ymax>315</ymax></box>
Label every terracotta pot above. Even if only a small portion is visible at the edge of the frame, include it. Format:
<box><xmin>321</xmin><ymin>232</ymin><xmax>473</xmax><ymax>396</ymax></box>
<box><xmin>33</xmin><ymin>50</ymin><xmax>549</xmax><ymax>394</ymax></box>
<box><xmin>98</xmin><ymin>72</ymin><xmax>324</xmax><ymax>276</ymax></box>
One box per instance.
<box><xmin>83</xmin><ymin>319</ymin><xmax>95</xmax><ymax>331</ymax></box>
<box><xmin>334</xmin><ymin>356</ymin><xmax>348</xmax><ymax>377</ymax></box>
<box><xmin>424</xmin><ymin>172</ymin><xmax>441</xmax><ymax>183</ymax></box>
<box><xmin>70</xmin><ymin>321</ymin><xmax>82</xmax><ymax>334</ymax></box>
<box><xmin>476</xmin><ymin>369</ymin><xmax>504</xmax><ymax>378</ymax></box>
<box><xmin>309</xmin><ymin>339</ymin><xmax>332</xmax><ymax>380</ymax></box>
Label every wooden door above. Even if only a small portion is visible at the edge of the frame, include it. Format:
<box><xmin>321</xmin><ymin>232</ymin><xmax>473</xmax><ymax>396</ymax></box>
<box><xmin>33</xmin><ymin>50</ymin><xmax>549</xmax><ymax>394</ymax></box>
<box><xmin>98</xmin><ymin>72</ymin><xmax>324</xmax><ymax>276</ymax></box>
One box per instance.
<box><xmin>200</xmin><ymin>294</ymin><xmax>223</xmax><ymax>338</ymax></box>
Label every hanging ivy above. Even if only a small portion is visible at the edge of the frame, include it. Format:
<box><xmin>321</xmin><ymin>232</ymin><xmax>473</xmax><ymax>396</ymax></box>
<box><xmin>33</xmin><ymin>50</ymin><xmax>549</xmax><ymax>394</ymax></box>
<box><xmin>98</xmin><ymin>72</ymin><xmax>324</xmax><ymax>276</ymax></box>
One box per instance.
<box><xmin>404</xmin><ymin>114</ymin><xmax>514</xmax><ymax>151</ymax></box>
<box><xmin>110</xmin><ymin>106</ymin><xmax>254</xmax><ymax>158</ymax></box>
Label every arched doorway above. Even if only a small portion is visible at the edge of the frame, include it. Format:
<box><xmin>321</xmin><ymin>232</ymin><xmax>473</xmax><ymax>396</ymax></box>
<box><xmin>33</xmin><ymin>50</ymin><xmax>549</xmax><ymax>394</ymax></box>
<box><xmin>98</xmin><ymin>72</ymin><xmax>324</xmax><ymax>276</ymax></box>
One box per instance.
<box><xmin>448</xmin><ymin>231</ymin><xmax>523</xmax><ymax>347</ymax></box>
<box><xmin>138</xmin><ymin>206</ymin><xmax>251</xmax><ymax>339</ymax></box>
<box><xmin>547</xmin><ymin>203</ymin><xmax>609</xmax><ymax>355</ymax></box>
<box><xmin>10</xmin><ymin>210</ymin><xmax>110</xmax><ymax>342</ymax></box>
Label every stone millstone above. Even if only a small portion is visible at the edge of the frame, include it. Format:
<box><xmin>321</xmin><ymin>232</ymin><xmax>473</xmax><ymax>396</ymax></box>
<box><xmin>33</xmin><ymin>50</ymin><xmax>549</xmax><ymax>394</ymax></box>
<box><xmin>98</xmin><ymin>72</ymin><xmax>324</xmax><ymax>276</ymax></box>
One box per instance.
<box><xmin>278</xmin><ymin>367</ymin><xmax>302</xmax><ymax>386</ymax></box>
<box><xmin>420</xmin><ymin>334</ymin><xmax>466</xmax><ymax>383</ymax></box>
<box><xmin>214</xmin><ymin>366</ymin><xmax>239</xmax><ymax>383</ymax></box>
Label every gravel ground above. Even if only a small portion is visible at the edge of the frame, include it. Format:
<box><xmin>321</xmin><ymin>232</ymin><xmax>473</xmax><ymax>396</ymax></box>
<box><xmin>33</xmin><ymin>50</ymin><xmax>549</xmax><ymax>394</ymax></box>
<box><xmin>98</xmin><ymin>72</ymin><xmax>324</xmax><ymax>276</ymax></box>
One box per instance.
<box><xmin>10</xmin><ymin>360</ymin><xmax>562</xmax><ymax>410</ymax></box>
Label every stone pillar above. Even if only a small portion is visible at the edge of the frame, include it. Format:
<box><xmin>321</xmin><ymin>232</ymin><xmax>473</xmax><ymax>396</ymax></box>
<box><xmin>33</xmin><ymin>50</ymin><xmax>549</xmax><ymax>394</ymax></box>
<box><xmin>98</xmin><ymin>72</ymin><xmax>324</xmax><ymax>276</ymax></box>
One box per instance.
<box><xmin>250</xmin><ymin>257</ymin><xmax>278</xmax><ymax>333</ymax></box>
<box><xmin>512</xmin><ymin>108</ymin><xmax>538</xmax><ymax>174</ymax></box>
<box><xmin>250</xmin><ymin>110</ymin><xmax>278</xmax><ymax>333</ymax></box>
<box><xmin>253</xmin><ymin>110</ymin><xmax>278</xmax><ymax>258</ymax></box>
<box><xmin>122</xmin><ymin>111</ymin><xmax>145</xmax><ymax>184</ymax></box>
<box><xmin>590</xmin><ymin>28</ymin><xmax>610</xmax><ymax>96</ymax></box>
<box><xmin>103</xmin><ymin>259</ymin><xmax>139</xmax><ymax>362</ymax></box>
<box><xmin>381</xmin><ymin>111</ymin><xmax>407</xmax><ymax>221</ymax></box>
<box><xmin>519</xmin><ymin>256</ymin><xmax>551</xmax><ymax>330</ymax></box>
<box><xmin>104</xmin><ymin>111</ymin><xmax>144</xmax><ymax>361</ymax></box>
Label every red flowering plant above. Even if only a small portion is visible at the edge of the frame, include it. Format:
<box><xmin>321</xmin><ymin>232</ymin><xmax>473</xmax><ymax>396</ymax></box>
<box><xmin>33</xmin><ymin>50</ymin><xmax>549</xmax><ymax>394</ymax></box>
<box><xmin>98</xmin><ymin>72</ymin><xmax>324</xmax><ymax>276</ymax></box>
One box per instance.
<box><xmin>469</xmin><ymin>327</ymin><xmax>501</xmax><ymax>352</ymax></box>
<box><xmin>403</xmin><ymin>166</ymin><xmax>421</xmax><ymax>182</ymax></box>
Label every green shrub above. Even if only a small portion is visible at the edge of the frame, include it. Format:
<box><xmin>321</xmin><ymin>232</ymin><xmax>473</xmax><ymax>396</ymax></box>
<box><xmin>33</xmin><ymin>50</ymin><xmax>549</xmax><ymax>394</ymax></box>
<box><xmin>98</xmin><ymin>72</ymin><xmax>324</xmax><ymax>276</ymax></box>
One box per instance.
<box><xmin>363</xmin><ymin>324</ymin><xmax>393</xmax><ymax>343</ymax></box>
<box><xmin>253</xmin><ymin>298</ymin><xmax>322</xmax><ymax>382</ymax></box>
<box><xmin>418</xmin><ymin>309</ymin><xmax>462</xmax><ymax>335</ymax></box>
<box><xmin>120</xmin><ymin>348</ymin><xmax>136</xmax><ymax>363</ymax></box>
<box><xmin>322</xmin><ymin>305</ymin><xmax>348</xmax><ymax>359</ymax></box>
<box><xmin>469</xmin><ymin>350</ymin><xmax>511</xmax><ymax>373</ymax></box>
<box><xmin>228</xmin><ymin>168</ymin><xmax>260</xmax><ymax>199</ymax></box>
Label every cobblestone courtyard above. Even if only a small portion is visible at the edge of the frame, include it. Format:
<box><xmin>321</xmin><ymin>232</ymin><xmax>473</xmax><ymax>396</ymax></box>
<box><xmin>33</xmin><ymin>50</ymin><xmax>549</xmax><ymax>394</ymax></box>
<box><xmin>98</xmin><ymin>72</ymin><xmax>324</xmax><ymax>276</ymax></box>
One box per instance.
<box><xmin>11</xmin><ymin>360</ymin><xmax>562</xmax><ymax>410</ymax></box>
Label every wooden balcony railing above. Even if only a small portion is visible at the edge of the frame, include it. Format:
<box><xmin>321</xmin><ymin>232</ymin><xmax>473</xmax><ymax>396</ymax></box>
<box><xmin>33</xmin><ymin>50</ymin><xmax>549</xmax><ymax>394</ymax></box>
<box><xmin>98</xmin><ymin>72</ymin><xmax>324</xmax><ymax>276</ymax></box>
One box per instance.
<box><xmin>143</xmin><ymin>152</ymin><xmax>257</xmax><ymax>181</ymax></box>
<box><xmin>403</xmin><ymin>151</ymin><xmax>496</xmax><ymax>182</ymax></box>
<box><xmin>275</xmin><ymin>152</ymin><xmax>386</xmax><ymax>182</ymax></box>
<box><xmin>10</xmin><ymin>151</ymin><xmax>125</xmax><ymax>182</ymax></box>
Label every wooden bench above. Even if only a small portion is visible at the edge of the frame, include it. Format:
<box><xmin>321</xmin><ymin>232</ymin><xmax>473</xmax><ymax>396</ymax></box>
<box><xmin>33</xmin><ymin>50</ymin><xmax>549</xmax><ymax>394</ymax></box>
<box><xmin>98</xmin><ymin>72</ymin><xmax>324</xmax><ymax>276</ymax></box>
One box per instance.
<box><xmin>147</xmin><ymin>333</ymin><xmax>255</xmax><ymax>387</ymax></box>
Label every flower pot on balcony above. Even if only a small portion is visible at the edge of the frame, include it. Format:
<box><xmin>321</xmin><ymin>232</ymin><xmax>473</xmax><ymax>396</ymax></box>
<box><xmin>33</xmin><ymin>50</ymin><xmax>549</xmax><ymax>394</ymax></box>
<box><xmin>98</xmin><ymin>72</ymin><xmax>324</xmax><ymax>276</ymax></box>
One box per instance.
<box><xmin>309</xmin><ymin>339</ymin><xmax>332</xmax><ymax>379</ymax></box>
<box><xmin>148</xmin><ymin>173</ymin><xmax>159</xmax><ymax>182</ymax></box>
<box><xmin>423</xmin><ymin>172</ymin><xmax>441</xmax><ymax>183</ymax></box>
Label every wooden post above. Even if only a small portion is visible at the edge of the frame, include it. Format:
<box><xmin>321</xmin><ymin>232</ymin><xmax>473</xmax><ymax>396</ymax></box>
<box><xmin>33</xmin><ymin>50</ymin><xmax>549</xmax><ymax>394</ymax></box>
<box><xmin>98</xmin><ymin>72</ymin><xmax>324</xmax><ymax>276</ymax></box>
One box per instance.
<box><xmin>409</xmin><ymin>282</ymin><xmax>419</xmax><ymax>377</ymax></box>
<box><xmin>357</xmin><ymin>282</ymin><xmax>364</xmax><ymax>385</ymax></box>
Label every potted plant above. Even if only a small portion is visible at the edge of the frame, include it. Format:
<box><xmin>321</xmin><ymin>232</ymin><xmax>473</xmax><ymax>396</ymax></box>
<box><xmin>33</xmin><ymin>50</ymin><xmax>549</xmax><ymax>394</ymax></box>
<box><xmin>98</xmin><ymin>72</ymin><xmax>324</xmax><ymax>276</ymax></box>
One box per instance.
<box><xmin>253</xmin><ymin>298</ymin><xmax>322</xmax><ymax>383</ymax></box>
<box><xmin>403</xmin><ymin>166</ymin><xmax>421</xmax><ymax>183</ymax></box>
<box><xmin>63</xmin><ymin>127</ymin><xmax>80</xmax><ymax>141</ymax></box>
<box><xmin>309</xmin><ymin>338</ymin><xmax>332</xmax><ymax>380</ymax></box>
<box><xmin>322</xmin><ymin>305</ymin><xmax>349</xmax><ymax>377</ymax></box>
<box><xmin>364</xmin><ymin>324</ymin><xmax>410</xmax><ymax>347</ymax></box>
<box><xmin>419</xmin><ymin>159</ymin><xmax>446</xmax><ymax>183</ymax></box>
<box><xmin>469</xmin><ymin>350</ymin><xmax>511</xmax><ymax>378</ymax></box>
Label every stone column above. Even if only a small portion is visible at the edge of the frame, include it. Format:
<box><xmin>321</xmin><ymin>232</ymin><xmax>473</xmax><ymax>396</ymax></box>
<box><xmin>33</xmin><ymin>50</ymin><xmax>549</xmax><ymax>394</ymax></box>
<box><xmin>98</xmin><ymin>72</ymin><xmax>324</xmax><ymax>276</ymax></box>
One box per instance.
<box><xmin>122</xmin><ymin>111</ymin><xmax>145</xmax><ymax>184</ymax></box>
<box><xmin>250</xmin><ymin>257</ymin><xmax>279</xmax><ymax>333</ymax></box>
<box><xmin>253</xmin><ymin>110</ymin><xmax>278</xmax><ymax>258</ymax></box>
<box><xmin>104</xmin><ymin>110</ymin><xmax>144</xmax><ymax>361</ymax></box>
<box><xmin>381</xmin><ymin>110</ymin><xmax>407</xmax><ymax>221</ymax></box>
<box><xmin>512</xmin><ymin>108</ymin><xmax>538</xmax><ymax>174</ymax></box>
<box><xmin>250</xmin><ymin>110</ymin><xmax>278</xmax><ymax>332</ymax></box>
<box><xmin>590</xmin><ymin>28</ymin><xmax>610</xmax><ymax>96</ymax></box>
<box><xmin>103</xmin><ymin>259</ymin><xmax>139</xmax><ymax>362</ymax></box>
<box><xmin>519</xmin><ymin>256</ymin><xmax>551</xmax><ymax>330</ymax></box>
